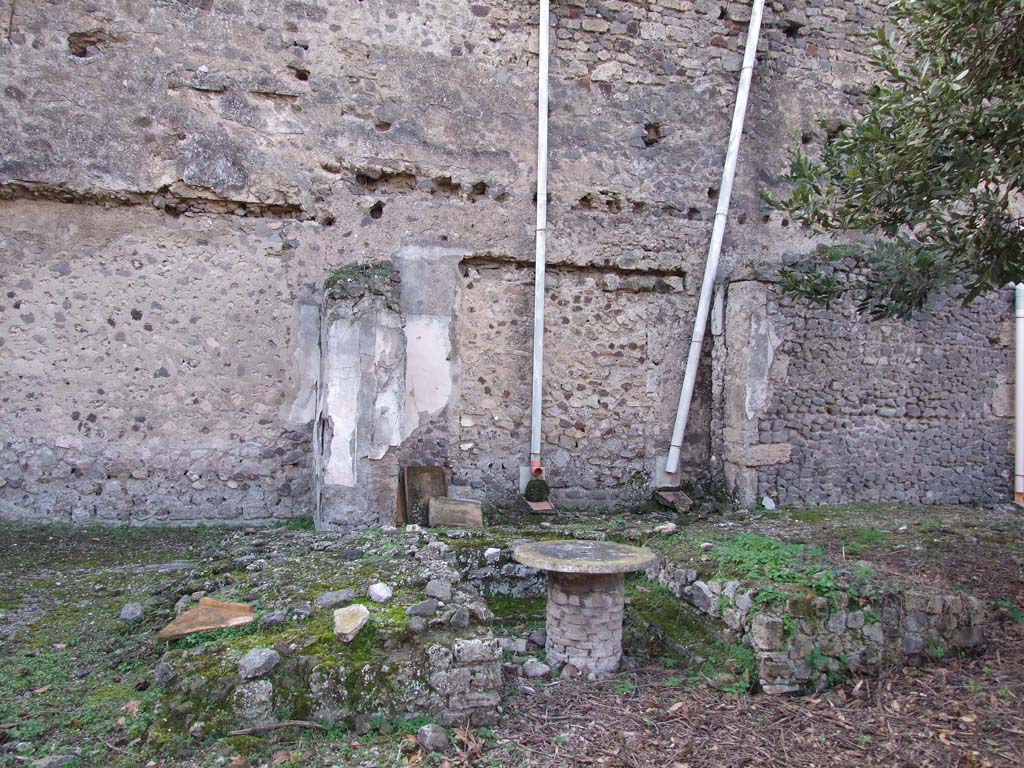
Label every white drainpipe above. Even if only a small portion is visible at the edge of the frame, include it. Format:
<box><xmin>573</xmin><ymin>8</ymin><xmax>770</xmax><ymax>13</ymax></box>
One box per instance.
<box><xmin>529</xmin><ymin>0</ymin><xmax>550</xmax><ymax>475</ymax></box>
<box><xmin>665</xmin><ymin>0</ymin><xmax>766</xmax><ymax>476</ymax></box>
<box><xmin>1015</xmin><ymin>283</ymin><xmax>1024</xmax><ymax>505</ymax></box>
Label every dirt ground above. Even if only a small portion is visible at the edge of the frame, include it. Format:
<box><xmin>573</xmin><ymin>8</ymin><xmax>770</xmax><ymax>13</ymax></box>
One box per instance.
<box><xmin>493</xmin><ymin>613</ymin><xmax>1024</xmax><ymax>768</ymax></box>
<box><xmin>1</xmin><ymin>504</ymin><xmax>1023</xmax><ymax>768</ymax></box>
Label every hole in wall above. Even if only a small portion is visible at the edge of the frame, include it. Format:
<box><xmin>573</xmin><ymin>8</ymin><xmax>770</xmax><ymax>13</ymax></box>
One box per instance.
<box><xmin>369</xmin><ymin>201</ymin><xmax>384</xmax><ymax>219</ymax></box>
<box><xmin>68</xmin><ymin>30</ymin><xmax>107</xmax><ymax>58</ymax></box>
<box><xmin>642</xmin><ymin>121</ymin><xmax>663</xmax><ymax>147</ymax></box>
<box><xmin>290</xmin><ymin>66</ymin><xmax>310</xmax><ymax>81</ymax></box>
<box><xmin>686</xmin><ymin>207</ymin><xmax>701</xmax><ymax>220</ymax></box>
<box><xmin>800</xmin><ymin>130</ymin><xmax>814</xmax><ymax>145</ymax></box>
<box><xmin>374</xmin><ymin>120</ymin><xmax>392</xmax><ymax>131</ymax></box>
<box><xmin>708</xmin><ymin>187</ymin><xmax>719</xmax><ymax>200</ymax></box>
<box><xmin>825</xmin><ymin>120</ymin><xmax>849</xmax><ymax>141</ymax></box>
<box><xmin>783</xmin><ymin>20</ymin><xmax>804</xmax><ymax>38</ymax></box>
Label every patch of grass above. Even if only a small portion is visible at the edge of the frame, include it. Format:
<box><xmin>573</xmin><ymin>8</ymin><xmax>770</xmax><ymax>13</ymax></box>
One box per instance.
<box><xmin>610</xmin><ymin>676</ymin><xmax>636</xmax><ymax>695</ymax></box>
<box><xmin>484</xmin><ymin>595</ymin><xmax>546</xmax><ymax>620</ymax></box>
<box><xmin>851</xmin><ymin>526</ymin><xmax>891</xmax><ymax>547</ymax></box>
<box><xmin>277</xmin><ymin>515</ymin><xmax>315</xmax><ymax>531</ymax></box>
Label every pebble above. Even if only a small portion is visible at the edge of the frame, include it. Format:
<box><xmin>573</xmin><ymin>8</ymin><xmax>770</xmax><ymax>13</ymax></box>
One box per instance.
<box><xmin>354</xmin><ymin>713</ymin><xmax>374</xmax><ymax>735</ymax></box>
<box><xmin>654</xmin><ymin>522</ymin><xmax>678</xmax><ymax>535</ymax></box>
<box><xmin>154</xmin><ymin>662</ymin><xmax>176</xmax><ymax>686</ymax></box>
<box><xmin>522</xmin><ymin>658</ymin><xmax>550</xmax><ymax>678</ymax></box>
<box><xmin>333</xmin><ymin>604</ymin><xmax>370</xmax><ymax>642</ymax></box>
<box><xmin>368</xmin><ymin>583</ymin><xmax>393</xmax><ymax>603</ymax></box>
<box><xmin>416</xmin><ymin>723</ymin><xmax>449</xmax><ymax>752</ymax></box>
<box><xmin>238</xmin><ymin>648</ymin><xmax>281</xmax><ymax>679</ymax></box>
<box><xmin>315</xmin><ymin>589</ymin><xmax>356</xmax><ymax>609</ymax></box>
<box><xmin>119</xmin><ymin>602</ymin><xmax>144</xmax><ymax>622</ymax></box>
<box><xmin>425</xmin><ymin>579</ymin><xmax>452</xmax><ymax>601</ymax></box>
<box><xmin>406</xmin><ymin>599</ymin><xmax>439</xmax><ymax>617</ymax></box>
<box><xmin>260</xmin><ymin>610</ymin><xmax>287</xmax><ymax>627</ymax></box>
<box><xmin>527</xmin><ymin>628</ymin><xmax>546</xmax><ymax>648</ymax></box>
<box><xmin>483</xmin><ymin>547</ymin><xmax>501</xmax><ymax>564</ymax></box>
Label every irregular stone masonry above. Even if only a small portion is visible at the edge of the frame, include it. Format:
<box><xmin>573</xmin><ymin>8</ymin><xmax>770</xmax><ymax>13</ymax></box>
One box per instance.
<box><xmin>427</xmin><ymin>639</ymin><xmax>503</xmax><ymax>726</ymax></box>
<box><xmin>657</xmin><ymin>559</ymin><xmax>987</xmax><ymax>694</ymax></box>
<box><xmin>755</xmin><ymin>287</ymin><xmax>1012</xmax><ymax>506</ymax></box>
<box><xmin>546</xmin><ymin>572</ymin><xmax>625</xmax><ymax>674</ymax></box>
<box><xmin>0</xmin><ymin>0</ymin><xmax>1011</xmax><ymax>523</ymax></box>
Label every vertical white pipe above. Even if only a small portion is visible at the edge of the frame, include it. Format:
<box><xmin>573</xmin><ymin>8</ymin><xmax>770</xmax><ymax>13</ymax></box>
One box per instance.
<box><xmin>1015</xmin><ymin>284</ymin><xmax>1024</xmax><ymax>504</ymax></box>
<box><xmin>665</xmin><ymin>0</ymin><xmax>766</xmax><ymax>475</ymax></box>
<box><xmin>530</xmin><ymin>0</ymin><xmax>550</xmax><ymax>465</ymax></box>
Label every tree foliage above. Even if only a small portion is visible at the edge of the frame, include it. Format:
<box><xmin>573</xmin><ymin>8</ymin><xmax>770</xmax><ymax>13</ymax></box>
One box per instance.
<box><xmin>766</xmin><ymin>0</ymin><xmax>1024</xmax><ymax>319</ymax></box>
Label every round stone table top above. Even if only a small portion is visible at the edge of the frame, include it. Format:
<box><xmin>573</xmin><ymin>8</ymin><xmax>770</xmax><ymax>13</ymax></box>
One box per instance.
<box><xmin>513</xmin><ymin>540</ymin><xmax>656</xmax><ymax>575</ymax></box>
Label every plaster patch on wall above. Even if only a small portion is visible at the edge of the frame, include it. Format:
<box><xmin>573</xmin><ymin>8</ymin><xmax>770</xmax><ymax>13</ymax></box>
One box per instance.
<box><xmin>321</xmin><ymin>318</ymin><xmax>359</xmax><ymax>487</ymax></box>
<box><xmin>404</xmin><ymin>315</ymin><xmax>454</xmax><ymax>438</ymax></box>
<box><xmin>370</xmin><ymin>312</ymin><xmax>406</xmax><ymax>458</ymax></box>
<box><xmin>745</xmin><ymin>307</ymin><xmax>781</xmax><ymax>421</ymax></box>
<box><xmin>282</xmin><ymin>303</ymin><xmax>321</xmax><ymax>427</ymax></box>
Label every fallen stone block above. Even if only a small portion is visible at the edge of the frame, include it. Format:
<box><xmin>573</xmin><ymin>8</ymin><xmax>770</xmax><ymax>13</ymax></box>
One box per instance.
<box><xmin>156</xmin><ymin>597</ymin><xmax>254</xmax><ymax>642</ymax></box>
<box><xmin>333</xmin><ymin>604</ymin><xmax>370</xmax><ymax>643</ymax></box>
<box><xmin>429</xmin><ymin>497</ymin><xmax>483</xmax><ymax>528</ymax></box>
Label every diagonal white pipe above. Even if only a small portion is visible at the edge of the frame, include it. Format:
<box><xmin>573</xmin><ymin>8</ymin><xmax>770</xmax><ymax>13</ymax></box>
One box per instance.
<box><xmin>665</xmin><ymin>0</ymin><xmax>766</xmax><ymax>475</ymax></box>
<box><xmin>529</xmin><ymin>0</ymin><xmax>550</xmax><ymax>467</ymax></box>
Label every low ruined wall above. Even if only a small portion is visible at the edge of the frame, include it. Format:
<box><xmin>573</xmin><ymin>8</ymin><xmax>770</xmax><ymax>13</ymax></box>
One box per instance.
<box><xmin>658</xmin><ymin>557</ymin><xmax>987</xmax><ymax>694</ymax></box>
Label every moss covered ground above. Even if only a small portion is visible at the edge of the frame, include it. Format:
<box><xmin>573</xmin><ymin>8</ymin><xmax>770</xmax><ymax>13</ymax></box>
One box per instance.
<box><xmin>1</xmin><ymin>502</ymin><xmax>1021</xmax><ymax>766</ymax></box>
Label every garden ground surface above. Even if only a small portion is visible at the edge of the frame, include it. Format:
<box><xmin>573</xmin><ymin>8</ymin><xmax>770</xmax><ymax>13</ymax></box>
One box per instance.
<box><xmin>1</xmin><ymin>502</ymin><xmax>1023</xmax><ymax>768</ymax></box>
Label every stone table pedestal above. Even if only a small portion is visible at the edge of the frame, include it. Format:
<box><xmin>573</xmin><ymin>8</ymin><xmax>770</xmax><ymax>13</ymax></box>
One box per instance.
<box><xmin>514</xmin><ymin>540</ymin><xmax>655</xmax><ymax>675</ymax></box>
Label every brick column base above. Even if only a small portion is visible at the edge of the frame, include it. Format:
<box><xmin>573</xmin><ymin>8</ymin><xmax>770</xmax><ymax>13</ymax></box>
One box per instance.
<box><xmin>545</xmin><ymin>572</ymin><xmax>624</xmax><ymax>674</ymax></box>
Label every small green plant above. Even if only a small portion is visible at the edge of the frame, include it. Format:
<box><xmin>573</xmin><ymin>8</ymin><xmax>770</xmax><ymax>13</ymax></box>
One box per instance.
<box><xmin>851</xmin><ymin>564</ymin><xmax>876</xmax><ymax>580</ymax></box>
<box><xmin>853</xmin><ymin>526</ymin><xmax>891</xmax><ymax>546</ymax></box>
<box><xmin>925</xmin><ymin>639</ymin><xmax>946</xmax><ymax>659</ymax></box>
<box><xmin>278</xmin><ymin>515</ymin><xmax>315</xmax><ymax>531</ymax></box>
<box><xmin>996</xmin><ymin>597</ymin><xmax>1024</xmax><ymax>625</ymax></box>
<box><xmin>807</xmin><ymin>645</ymin><xmax>828</xmax><ymax>674</ymax></box>
<box><xmin>754</xmin><ymin>585</ymin><xmax>788</xmax><ymax>607</ymax></box>
<box><xmin>863</xmin><ymin>607</ymin><xmax>881</xmax><ymax>625</ymax></box>
<box><xmin>715</xmin><ymin>595</ymin><xmax>730</xmax><ymax>617</ymax></box>
<box><xmin>611</xmin><ymin>676</ymin><xmax>637</xmax><ymax>695</ymax></box>
<box><xmin>782</xmin><ymin>614</ymin><xmax>797</xmax><ymax>638</ymax></box>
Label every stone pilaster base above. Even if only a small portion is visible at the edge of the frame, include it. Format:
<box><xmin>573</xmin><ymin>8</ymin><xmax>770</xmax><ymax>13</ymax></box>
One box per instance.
<box><xmin>546</xmin><ymin>572</ymin><xmax>624</xmax><ymax>674</ymax></box>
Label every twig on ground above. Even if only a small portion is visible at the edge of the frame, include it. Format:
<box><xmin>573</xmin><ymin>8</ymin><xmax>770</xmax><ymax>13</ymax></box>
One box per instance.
<box><xmin>227</xmin><ymin>720</ymin><xmax>326</xmax><ymax>736</ymax></box>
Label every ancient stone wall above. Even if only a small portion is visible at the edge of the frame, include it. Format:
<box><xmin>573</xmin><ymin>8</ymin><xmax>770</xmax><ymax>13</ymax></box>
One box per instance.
<box><xmin>718</xmin><ymin>280</ymin><xmax>1013</xmax><ymax>507</ymax></box>
<box><xmin>0</xmin><ymin>0</ymin><xmax>1012</xmax><ymax>522</ymax></box>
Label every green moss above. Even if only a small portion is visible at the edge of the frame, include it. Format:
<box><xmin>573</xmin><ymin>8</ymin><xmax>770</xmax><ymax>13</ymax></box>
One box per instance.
<box><xmin>485</xmin><ymin>595</ymin><xmax>546</xmax><ymax>619</ymax></box>
<box><xmin>625</xmin><ymin>580</ymin><xmax>755</xmax><ymax>693</ymax></box>
<box><xmin>524</xmin><ymin>477</ymin><xmax>550</xmax><ymax>502</ymax></box>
